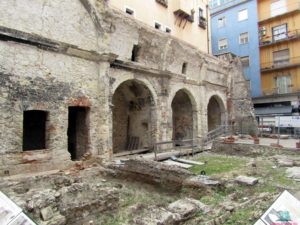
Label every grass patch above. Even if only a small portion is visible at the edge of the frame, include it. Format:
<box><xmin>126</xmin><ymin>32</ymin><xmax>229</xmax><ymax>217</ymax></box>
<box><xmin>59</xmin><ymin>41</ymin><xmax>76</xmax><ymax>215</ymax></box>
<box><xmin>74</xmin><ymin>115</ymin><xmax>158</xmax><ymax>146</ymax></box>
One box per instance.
<box><xmin>96</xmin><ymin>180</ymin><xmax>177</xmax><ymax>225</ymax></box>
<box><xmin>254</xmin><ymin>160</ymin><xmax>299</xmax><ymax>193</ymax></box>
<box><xmin>224</xmin><ymin>198</ymin><xmax>272</xmax><ymax>225</ymax></box>
<box><xmin>224</xmin><ymin>206</ymin><xmax>257</xmax><ymax>225</ymax></box>
<box><xmin>200</xmin><ymin>190</ymin><xmax>227</xmax><ymax>206</ymax></box>
<box><xmin>189</xmin><ymin>154</ymin><xmax>247</xmax><ymax>176</ymax></box>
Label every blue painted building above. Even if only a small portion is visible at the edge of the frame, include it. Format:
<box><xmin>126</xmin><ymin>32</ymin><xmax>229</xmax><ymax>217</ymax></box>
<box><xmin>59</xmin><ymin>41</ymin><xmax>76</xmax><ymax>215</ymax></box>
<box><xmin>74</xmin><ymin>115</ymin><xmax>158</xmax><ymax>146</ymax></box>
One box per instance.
<box><xmin>209</xmin><ymin>0</ymin><xmax>261</xmax><ymax>97</ymax></box>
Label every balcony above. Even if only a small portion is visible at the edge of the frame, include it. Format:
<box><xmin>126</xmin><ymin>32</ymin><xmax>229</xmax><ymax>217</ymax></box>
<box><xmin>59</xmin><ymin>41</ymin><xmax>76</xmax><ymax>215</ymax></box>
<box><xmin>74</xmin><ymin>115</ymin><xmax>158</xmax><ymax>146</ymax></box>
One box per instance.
<box><xmin>259</xmin><ymin>2</ymin><xmax>300</xmax><ymax>23</ymax></box>
<box><xmin>262</xmin><ymin>86</ymin><xmax>300</xmax><ymax>97</ymax></box>
<box><xmin>173</xmin><ymin>0</ymin><xmax>194</xmax><ymax>24</ymax></box>
<box><xmin>261</xmin><ymin>56</ymin><xmax>300</xmax><ymax>72</ymax></box>
<box><xmin>260</xmin><ymin>29</ymin><xmax>300</xmax><ymax>47</ymax></box>
<box><xmin>198</xmin><ymin>17</ymin><xmax>207</xmax><ymax>29</ymax></box>
<box><xmin>156</xmin><ymin>0</ymin><xmax>168</xmax><ymax>8</ymax></box>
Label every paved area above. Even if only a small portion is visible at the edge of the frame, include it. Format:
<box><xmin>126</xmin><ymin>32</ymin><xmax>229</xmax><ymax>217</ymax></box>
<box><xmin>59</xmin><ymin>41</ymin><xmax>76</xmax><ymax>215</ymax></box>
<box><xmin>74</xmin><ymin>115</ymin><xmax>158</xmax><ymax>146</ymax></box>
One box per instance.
<box><xmin>236</xmin><ymin>137</ymin><xmax>300</xmax><ymax>149</ymax></box>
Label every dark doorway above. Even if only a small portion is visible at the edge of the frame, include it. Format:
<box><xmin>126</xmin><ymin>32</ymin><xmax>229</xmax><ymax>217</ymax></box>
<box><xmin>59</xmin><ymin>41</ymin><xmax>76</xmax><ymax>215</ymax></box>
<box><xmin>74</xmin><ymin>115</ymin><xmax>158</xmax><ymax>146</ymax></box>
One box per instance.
<box><xmin>23</xmin><ymin>110</ymin><xmax>48</xmax><ymax>151</ymax></box>
<box><xmin>171</xmin><ymin>90</ymin><xmax>193</xmax><ymax>142</ymax></box>
<box><xmin>207</xmin><ymin>96</ymin><xmax>224</xmax><ymax>131</ymax></box>
<box><xmin>67</xmin><ymin>107</ymin><xmax>89</xmax><ymax>160</ymax></box>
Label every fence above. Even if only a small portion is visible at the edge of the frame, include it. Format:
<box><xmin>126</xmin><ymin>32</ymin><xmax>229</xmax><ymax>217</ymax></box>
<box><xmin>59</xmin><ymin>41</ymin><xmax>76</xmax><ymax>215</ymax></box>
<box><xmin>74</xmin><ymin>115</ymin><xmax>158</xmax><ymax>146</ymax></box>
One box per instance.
<box><xmin>153</xmin><ymin>125</ymin><xmax>230</xmax><ymax>160</ymax></box>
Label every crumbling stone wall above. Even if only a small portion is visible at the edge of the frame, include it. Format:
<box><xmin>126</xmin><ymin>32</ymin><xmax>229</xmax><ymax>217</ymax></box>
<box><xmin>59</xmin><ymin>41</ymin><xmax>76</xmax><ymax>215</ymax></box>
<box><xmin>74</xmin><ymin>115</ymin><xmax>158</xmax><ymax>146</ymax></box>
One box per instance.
<box><xmin>216</xmin><ymin>53</ymin><xmax>258</xmax><ymax>135</ymax></box>
<box><xmin>0</xmin><ymin>0</ymin><xmax>256</xmax><ymax>175</ymax></box>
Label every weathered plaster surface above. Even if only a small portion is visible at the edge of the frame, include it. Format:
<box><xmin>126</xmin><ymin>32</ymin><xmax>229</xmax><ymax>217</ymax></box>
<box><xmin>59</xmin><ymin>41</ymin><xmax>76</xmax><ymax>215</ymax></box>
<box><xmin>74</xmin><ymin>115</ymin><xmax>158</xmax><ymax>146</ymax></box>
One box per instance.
<box><xmin>0</xmin><ymin>0</ymin><xmax>256</xmax><ymax>175</ymax></box>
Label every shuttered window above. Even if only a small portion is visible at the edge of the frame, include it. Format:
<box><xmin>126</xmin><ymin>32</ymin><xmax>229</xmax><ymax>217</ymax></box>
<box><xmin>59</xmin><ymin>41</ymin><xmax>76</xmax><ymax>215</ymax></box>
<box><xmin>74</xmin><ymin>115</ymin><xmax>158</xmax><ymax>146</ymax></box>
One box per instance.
<box><xmin>273</xmin><ymin>49</ymin><xmax>289</xmax><ymax>65</ymax></box>
<box><xmin>239</xmin><ymin>32</ymin><xmax>249</xmax><ymax>44</ymax></box>
<box><xmin>271</xmin><ymin>0</ymin><xmax>287</xmax><ymax>17</ymax></box>
<box><xmin>238</xmin><ymin>9</ymin><xmax>248</xmax><ymax>21</ymax></box>
<box><xmin>276</xmin><ymin>75</ymin><xmax>291</xmax><ymax>94</ymax></box>
<box><xmin>218</xmin><ymin>38</ymin><xmax>228</xmax><ymax>50</ymax></box>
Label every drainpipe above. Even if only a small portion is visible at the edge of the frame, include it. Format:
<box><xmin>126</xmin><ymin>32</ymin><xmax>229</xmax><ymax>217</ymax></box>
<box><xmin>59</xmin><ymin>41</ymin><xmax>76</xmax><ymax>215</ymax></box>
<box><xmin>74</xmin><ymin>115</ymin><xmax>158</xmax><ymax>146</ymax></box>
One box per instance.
<box><xmin>206</xmin><ymin>4</ymin><xmax>210</xmax><ymax>54</ymax></box>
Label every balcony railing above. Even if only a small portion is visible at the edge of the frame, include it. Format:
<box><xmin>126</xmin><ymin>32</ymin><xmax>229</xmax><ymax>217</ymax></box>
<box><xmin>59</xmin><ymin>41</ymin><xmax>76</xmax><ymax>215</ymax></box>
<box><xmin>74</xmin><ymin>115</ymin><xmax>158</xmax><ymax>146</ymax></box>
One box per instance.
<box><xmin>260</xmin><ymin>29</ymin><xmax>300</xmax><ymax>47</ymax></box>
<box><xmin>259</xmin><ymin>2</ymin><xmax>300</xmax><ymax>22</ymax></box>
<box><xmin>261</xmin><ymin>56</ymin><xmax>300</xmax><ymax>72</ymax></box>
<box><xmin>262</xmin><ymin>86</ymin><xmax>300</xmax><ymax>96</ymax></box>
<box><xmin>173</xmin><ymin>0</ymin><xmax>195</xmax><ymax>24</ymax></box>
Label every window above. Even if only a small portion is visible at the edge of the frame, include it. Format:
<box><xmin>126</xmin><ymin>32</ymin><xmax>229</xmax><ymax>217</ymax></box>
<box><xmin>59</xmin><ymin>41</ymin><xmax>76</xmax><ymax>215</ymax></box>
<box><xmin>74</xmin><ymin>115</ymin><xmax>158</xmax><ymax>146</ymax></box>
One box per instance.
<box><xmin>199</xmin><ymin>8</ymin><xmax>206</xmax><ymax>29</ymax></box>
<box><xmin>218</xmin><ymin>17</ymin><xmax>226</xmax><ymax>28</ymax></box>
<box><xmin>154</xmin><ymin>22</ymin><xmax>162</xmax><ymax>30</ymax></box>
<box><xmin>273</xmin><ymin>49</ymin><xmax>289</xmax><ymax>65</ymax></box>
<box><xmin>272</xmin><ymin>24</ymin><xmax>287</xmax><ymax>41</ymax></box>
<box><xmin>210</xmin><ymin>0</ymin><xmax>232</xmax><ymax>7</ymax></box>
<box><xmin>218</xmin><ymin>38</ymin><xmax>228</xmax><ymax>50</ymax></box>
<box><xmin>165</xmin><ymin>27</ymin><xmax>171</xmax><ymax>33</ymax></box>
<box><xmin>182</xmin><ymin>62</ymin><xmax>187</xmax><ymax>74</ymax></box>
<box><xmin>240</xmin><ymin>56</ymin><xmax>250</xmax><ymax>67</ymax></box>
<box><xmin>131</xmin><ymin>45</ymin><xmax>140</xmax><ymax>62</ymax></box>
<box><xmin>238</xmin><ymin>9</ymin><xmax>248</xmax><ymax>21</ymax></box>
<box><xmin>239</xmin><ymin>32</ymin><xmax>249</xmax><ymax>44</ymax></box>
<box><xmin>199</xmin><ymin>8</ymin><xmax>203</xmax><ymax>17</ymax></box>
<box><xmin>275</xmin><ymin>75</ymin><xmax>291</xmax><ymax>94</ymax></box>
<box><xmin>271</xmin><ymin>0</ymin><xmax>287</xmax><ymax>17</ymax></box>
<box><xmin>125</xmin><ymin>7</ymin><xmax>134</xmax><ymax>16</ymax></box>
<box><xmin>23</xmin><ymin>110</ymin><xmax>48</xmax><ymax>151</ymax></box>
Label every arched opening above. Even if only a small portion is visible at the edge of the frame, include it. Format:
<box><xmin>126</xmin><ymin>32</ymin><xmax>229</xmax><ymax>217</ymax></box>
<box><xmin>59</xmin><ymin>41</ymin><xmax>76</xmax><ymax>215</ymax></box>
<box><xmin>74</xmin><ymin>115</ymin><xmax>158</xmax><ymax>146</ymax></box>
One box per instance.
<box><xmin>112</xmin><ymin>80</ymin><xmax>154</xmax><ymax>153</ymax></box>
<box><xmin>207</xmin><ymin>96</ymin><xmax>225</xmax><ymax>131</ymax></box>
<box><xmin>171</xmin><ymin>90</ymin><xmax>194</xmax><ymax>143</ymax></box>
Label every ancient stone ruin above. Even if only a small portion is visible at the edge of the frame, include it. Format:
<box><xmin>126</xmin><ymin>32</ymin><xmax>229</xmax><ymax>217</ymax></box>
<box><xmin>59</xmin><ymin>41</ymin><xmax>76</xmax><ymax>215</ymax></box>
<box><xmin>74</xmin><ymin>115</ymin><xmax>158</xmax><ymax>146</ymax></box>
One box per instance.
<box><xmin>0</xmin><ymin>0</ymin><xmax>256</xmax><ymax>176</ymax></box>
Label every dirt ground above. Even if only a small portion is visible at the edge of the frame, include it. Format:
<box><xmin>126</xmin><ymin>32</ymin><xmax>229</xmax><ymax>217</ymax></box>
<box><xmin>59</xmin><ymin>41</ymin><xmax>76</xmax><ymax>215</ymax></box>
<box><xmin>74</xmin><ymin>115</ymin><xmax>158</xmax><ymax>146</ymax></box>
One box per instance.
<box><xmin>2</xmin><ymin>150</ymin><xmax>300</xmax><ymax>225</ymax></box>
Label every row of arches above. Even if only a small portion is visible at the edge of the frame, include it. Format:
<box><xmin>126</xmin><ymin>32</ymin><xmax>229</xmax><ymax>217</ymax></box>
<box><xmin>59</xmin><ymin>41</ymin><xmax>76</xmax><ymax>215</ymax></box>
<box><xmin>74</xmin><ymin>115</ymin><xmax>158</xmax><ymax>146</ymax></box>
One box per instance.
<box><xmin>112</xmin><ymin>79</ymin><xmax>226</xmax><ymax>153</ymax></box>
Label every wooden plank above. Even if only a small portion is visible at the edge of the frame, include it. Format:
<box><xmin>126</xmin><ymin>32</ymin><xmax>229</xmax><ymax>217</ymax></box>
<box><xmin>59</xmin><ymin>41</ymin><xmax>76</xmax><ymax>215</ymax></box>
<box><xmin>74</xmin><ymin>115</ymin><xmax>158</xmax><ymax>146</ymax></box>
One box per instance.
<box><xmin>113</xmin><ymin>148</ymin><xmax>149</xmax><ymax>157</ymax></box>
<box><xmin>172</xmin><ymin>157</ymin><xmax>204</xmax><ymax>166</ymax></box>
<box><xmin>163</xmin><ymin>160</ymin><xmax>192</xmax><ymax>169</ymax></box>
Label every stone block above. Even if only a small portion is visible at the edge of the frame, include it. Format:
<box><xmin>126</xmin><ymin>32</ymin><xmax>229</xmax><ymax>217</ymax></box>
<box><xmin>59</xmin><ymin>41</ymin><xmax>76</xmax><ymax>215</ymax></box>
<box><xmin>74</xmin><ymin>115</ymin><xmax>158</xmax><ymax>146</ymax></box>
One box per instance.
<box><xmin>167</xmin><ymin>198</ymin><xmax>210</xmax><ymax>220</ymax></box>
<box><xmin>183</xmin><ymin>175</ymin><xmax>221</xmax><ymax>188</ymax></box>
<box><xmin>286</xmin><ymin>167</ymin><xmax>300</xmax><ymax>180</ymax></box>
<box><xmin>235</xmin><ymin>176</ymin><xmax>258</xmax><ymax>186</ymax></box>
<box><xmin>132</xmin><ymin>206</ymin><xmax>180</xmax><ymax>225</ymax></box>
<box><xmin>40</xmin><ymin>206</ymin><xmax>54</xmax><ymax>221</ymax></box>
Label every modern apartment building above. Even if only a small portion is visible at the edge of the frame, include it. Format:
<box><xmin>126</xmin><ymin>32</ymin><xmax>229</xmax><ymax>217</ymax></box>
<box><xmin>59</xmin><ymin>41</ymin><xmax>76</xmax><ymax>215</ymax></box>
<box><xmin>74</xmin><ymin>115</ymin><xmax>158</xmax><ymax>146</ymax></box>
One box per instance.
<box><xmin>253</xmin><ymin>0</ymin><xmax>300</xmax><ymax>125</ymax></box>
<box><xmin>108</xmin><ymin>0</ymin><xmax>210</xmax><ymax>52</ymax></box>
<box><xmin>209</xmin><ymin>0</ymin><xmax>261</xmax><ymax>97</ymax></box>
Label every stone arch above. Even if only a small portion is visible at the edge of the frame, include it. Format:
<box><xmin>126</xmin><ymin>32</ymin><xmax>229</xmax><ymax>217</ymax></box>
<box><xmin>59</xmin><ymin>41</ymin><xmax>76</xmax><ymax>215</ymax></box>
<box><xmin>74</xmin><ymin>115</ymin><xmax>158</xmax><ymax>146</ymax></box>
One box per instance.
<box><xmin>207</xmin><ymin>95</ymin><xmax>226</xmax><ymax>131</ymax></box>
<box><xmin>112</xmin><ymin>79</ymin><xmax>156</xmax><ymax>153</ymax></box>
<box><xmin>112</xmin><ymin>77</ymin><xmax>158</xmax><ymax>106</ymax></box>
<box><xmin>171</xmin><ymin>88</ymin><xmax>198</xmax><ymax>143</ymax></box>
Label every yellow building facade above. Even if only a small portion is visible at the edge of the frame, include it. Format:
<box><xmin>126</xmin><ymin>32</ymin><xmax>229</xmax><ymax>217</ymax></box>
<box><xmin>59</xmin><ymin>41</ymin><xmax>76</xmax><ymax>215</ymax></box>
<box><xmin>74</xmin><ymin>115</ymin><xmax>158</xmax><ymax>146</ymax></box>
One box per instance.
<box><xmin>258</xmin><ymin>0</ymin><xmax>300</xmax><ymax>96</ymax></box>
<box><xmin>108</xmin><ymin>0</ymin><xmax>210</xmax><ymax>53</ymax></box>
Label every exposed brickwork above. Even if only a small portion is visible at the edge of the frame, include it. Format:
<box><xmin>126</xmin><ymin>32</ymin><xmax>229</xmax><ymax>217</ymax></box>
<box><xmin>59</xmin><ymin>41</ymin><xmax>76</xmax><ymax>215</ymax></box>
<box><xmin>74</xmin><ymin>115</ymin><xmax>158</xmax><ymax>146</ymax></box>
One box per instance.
<box><xmin>0</xmin><ymin>0</ymin><xmax>256</xmax><ymax>175</ymax></box>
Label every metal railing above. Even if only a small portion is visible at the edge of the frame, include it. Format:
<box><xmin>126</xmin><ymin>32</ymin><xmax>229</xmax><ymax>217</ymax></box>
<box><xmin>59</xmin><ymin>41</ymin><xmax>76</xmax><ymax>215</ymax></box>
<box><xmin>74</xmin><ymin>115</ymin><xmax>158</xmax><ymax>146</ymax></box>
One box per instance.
<box><xmin>262</xmin><ymin>86</ymin><xmax>300</xmax><ymax>96</ymax></box>
<box><xmin>260</xmin><ymin>29</ymin><xmax>300</xmax><ymax>47</ymax></box>
<box><xmin>261</xmin><ymin>56</ymin><xmax>300</xmax><ymax>72</ymax></box>
<box><xmin>153</xmin><ymin>125</ymin><xmax>230</xmax><ymax>160</ymax></box>
<box><xmin>153</xmin><ymin>138</ymin><xmax>198</xmax><ymax>161</ymax></box>
<box><xmin>201</xmin><ymin>125</ymin><xmax>230</xmax><ymax>145</ymax></box>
